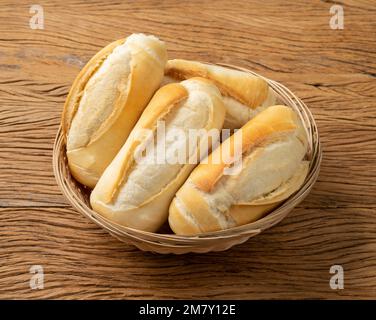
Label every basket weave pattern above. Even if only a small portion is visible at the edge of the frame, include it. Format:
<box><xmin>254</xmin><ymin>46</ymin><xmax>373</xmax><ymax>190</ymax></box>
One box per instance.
<box><xmin>53</xmin><ymin>64</ymin><xmax>322</xmax><ymax>254</ymax></box>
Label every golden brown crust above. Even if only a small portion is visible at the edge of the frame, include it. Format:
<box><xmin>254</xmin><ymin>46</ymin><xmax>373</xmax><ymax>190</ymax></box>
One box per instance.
<box><xmin>90</xmin><ymin>78</ymin><xmax>226</xmax><ymax>232</ymax></box>
<box><xmin>168</xmin><ymin>200</ymin><xmax>202</xmax><ymax>235</ymax></box>
<box><xmin>175</xmin><ymin>183</ymin><xmax>222</xmax><ymax>231</ymax></box>
<box><xmin>165</xmin><ymin>59</ymin><xmax>269</xmax><ymax>108</ymax></box>
<box><xmin>132</xmin><ymin>83</ymin><xmax>189</xmax><ymax>131</ymax></box>
<box><xmin>61</xmin><ymin>39</ymin><xmax>125</xmax><ymax>138</ymax></box>
<box><xmin>102</xmin><ymin>83</ymin><xmax>189</xmax><ymax>203</ymax></box>
<box><xmin>228</xmin><ymin>203</ymin><xmax>277</xmax><ymax>226</ymax></box>
<box><xmin>168</xmin><ymin>105</ymin><xmax>309</xmax><ymax>235</ymax></box>
<box><xmin>190</xmin><ymin>105</ymin><xmax>298</xmax><ymax>193</ymax></box>
<box><xmin>64</xmin><ymin>35</ymin><xmax>167</xmax><ymax>187</ymax></box>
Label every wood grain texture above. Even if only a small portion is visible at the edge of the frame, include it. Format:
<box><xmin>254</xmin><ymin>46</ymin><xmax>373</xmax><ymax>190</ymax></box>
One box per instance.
<box><xmin>0</xmin><ymin>0</ymin><xmax>375</xmax><ymax>299</ymax></box>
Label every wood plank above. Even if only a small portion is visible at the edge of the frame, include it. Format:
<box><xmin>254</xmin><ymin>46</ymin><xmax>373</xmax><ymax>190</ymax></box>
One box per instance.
<box><xmin>0</xmin><ymin>0</ymin><xmax>375</xmax><ymax>299</ymax></box>
<box><xmin>1</xmin><ymin>207</ymin><xmax>375</xmax><ymax>299</ymax></box>
<box><xmin>0</xmin><ymin>1</ymin><xmax>375</xmax><ymax>75</ymax></box>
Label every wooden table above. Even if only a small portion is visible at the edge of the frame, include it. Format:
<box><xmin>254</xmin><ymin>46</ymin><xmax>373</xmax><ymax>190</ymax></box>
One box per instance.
<box><xmin>1</xmin><ymin>0</ymin><xmax>375</xmax><ymax>299</ymax></box>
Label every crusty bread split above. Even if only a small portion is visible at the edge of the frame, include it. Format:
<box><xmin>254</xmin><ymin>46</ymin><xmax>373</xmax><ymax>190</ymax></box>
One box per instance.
<box><xmin>165</xmin><ymin>59</ymin><xmax>277</xmax><ymax>130</ymax></box>
<box><xmin>90</xmin><ymin>78</ymin><xmax>226</xmax><ymax>232</ymax></box>
<box><xmin>63</xmin><ymin>34</ymin><xmax>167</xmax><ymax>188</ymax></box>
<box><xmin>168</xmin><ymin>105</ymin><xmax>309</xmax><ymax>235</ymax></box>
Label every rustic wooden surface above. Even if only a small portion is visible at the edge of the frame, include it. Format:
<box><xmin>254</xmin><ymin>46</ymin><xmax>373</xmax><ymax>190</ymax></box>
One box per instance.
<box><xmin>0</xmin><ymin>0</ymin><xmax>375</xmax><ymax>299</ymax></box>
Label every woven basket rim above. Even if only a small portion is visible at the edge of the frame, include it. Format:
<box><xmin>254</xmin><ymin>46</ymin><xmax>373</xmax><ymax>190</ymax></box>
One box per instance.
<box><xmin>53</xmin><ymin>62</ymin><xmax>322</xmax><ymax>249</ymax></box>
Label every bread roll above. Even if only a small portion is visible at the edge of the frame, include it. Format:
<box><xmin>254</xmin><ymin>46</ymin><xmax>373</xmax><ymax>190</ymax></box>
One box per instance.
<box><xmin>165</xmin><ymin>59</ymin><xmax>277</xmax><ymax>130</ymax></box>
<box><xmin>90</xmin><ymin>78</ymin><xmax>226</xmax><ymax>232</ymax></box>
<box><xmin>168</xmin><ymin>105</ymin><xmax>309</xmax><ymax>235</ymax></box>
<box><xmin>62</xmin><ymin>34</ymin><xmax>167</xmax><ymax>188</ymax></box>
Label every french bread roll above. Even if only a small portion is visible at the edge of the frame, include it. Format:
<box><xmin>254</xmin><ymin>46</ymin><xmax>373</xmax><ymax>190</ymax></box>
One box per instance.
<box><xmin>165</xmin><ymin>59</ymin><xmax>277</xmax><ymax>130</ymax></box>
<box><xmin>168</xmin><ymin>105</ymin><xmax>309</xmax><ymax>235</ymax></box>
<box><xmin>62</xmin><ymin>34</ymin><xmax>167</xmax><ymax>188</ymax></box>
<box><xmin>90</xmin><ymin>78</ymin><xmax>226</xmax><ymax>232</ymax></box>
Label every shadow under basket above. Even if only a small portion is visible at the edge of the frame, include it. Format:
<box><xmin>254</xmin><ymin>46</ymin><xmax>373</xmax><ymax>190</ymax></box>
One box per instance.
<box><xmin>53</xmin><ymin>64</ymin><xmax>322</xmax><ymax>254</ymax></box>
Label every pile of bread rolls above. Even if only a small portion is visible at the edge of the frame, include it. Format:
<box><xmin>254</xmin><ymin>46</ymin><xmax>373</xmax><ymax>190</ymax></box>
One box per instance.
<box><xmin>62</xmin><ymin>33</ymin><xmax>309</xmax><ymax>235</ymax></box>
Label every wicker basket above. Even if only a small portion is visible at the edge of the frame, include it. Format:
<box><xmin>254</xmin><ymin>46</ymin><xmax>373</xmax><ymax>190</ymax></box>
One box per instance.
<box><xmin>53</xmin><ymin>64</ymin><xmax>322</xmax><ymax>254</ymax></box>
